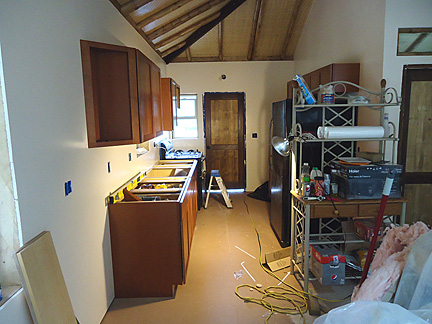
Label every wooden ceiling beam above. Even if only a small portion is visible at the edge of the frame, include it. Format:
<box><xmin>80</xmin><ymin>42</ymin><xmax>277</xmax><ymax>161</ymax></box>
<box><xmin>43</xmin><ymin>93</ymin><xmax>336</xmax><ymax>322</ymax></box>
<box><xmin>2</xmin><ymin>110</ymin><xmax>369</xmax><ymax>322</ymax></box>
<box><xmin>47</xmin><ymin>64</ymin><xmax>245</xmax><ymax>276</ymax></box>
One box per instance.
<box><xmin>136</xmin><ymin>0</ymin><xmax>194</xmax><ymax>30</ymax></box>
<box><xmin>109</xmin><ymin>0</ymin><xmax>160</xmax><ymax>54</ymax></box>
<box><xmin>164</xmin><ymin>0</ymin><xmax>247</xmax><ymax>64</ymax></box>
<box><xmin>161</xmin><ymin>41</ymin><xmax>187</xmax><ymax>57</ymax></box>
<box><xmin>170</xmin><ymin>55</ymin><xmax>293</xmax><ymax>63</ymax></box>
<box><xmin>247</xmin><ymin>0</ymin><xmax>263</xmax><ymax>61</ymax></box>
<box><xmin>218</xmin><ymin>21</ymin><xmax>224</xmax><ymax>61</ymax></box>
<box><xmin>147</xmin><ymin>0</ymin><xmax>225</xmax><ymax>41</ymax></box>
<box><xmin>186</xmin><ymin>48</ymin><xmax>192</xmax><ymax>61</ymax></box>
<box><xmin>154</xmin><ymin>13</ymin><xmax>219</xmax><ymax>50</ymax></box>
<box><xmin>280</xmin><ymin>0</ymin><xmax>302</xmax><ymax>59</ymax></box>
<box><xmin>120</xmin><ymin>0</ymin><xmax>155</xmax><ymax>15</ymax></box>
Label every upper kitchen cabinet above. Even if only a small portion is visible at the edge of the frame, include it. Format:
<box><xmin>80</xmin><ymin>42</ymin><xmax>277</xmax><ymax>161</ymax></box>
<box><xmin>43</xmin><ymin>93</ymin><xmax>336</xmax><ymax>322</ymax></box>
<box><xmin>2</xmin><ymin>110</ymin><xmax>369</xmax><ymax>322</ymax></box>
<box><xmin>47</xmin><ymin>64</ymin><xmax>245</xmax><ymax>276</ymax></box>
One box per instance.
<box><xmin>80</xmin><ymin>40</ymin><xmax>140</xmax><ymax>148</ymax></box>
<box><xmin>136</xmin><ymin>50</ymin><xmax>155</xmax><ymax>142</ymax></box>
<box><xmin>150</xmin><ymin>64</ymin><xmax>163</xmax><ymax>137</ymax></box>
<box><xmin>287</xmin><ymin>63</ymin><xmax>360</xmax><ymax>99</ymax></box>
<box><xmin>80</xmin><ymin>40</ymin><xmax>162</xmax><ymax>148</ymax></box>
<box><xmin>161</xmin><ymin>78</ymin><xmax>180</xmax><ymax>132</ymax></box>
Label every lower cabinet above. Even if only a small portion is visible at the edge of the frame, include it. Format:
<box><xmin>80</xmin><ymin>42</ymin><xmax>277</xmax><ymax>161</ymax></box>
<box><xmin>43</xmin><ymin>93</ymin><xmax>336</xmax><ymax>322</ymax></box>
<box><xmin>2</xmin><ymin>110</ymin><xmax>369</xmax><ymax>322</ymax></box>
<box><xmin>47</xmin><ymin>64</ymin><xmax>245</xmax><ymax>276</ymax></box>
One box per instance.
<box><xmin>108</xmin><ymin>163</ymin><xmax>198</xmax><ymax>297</ymax></box>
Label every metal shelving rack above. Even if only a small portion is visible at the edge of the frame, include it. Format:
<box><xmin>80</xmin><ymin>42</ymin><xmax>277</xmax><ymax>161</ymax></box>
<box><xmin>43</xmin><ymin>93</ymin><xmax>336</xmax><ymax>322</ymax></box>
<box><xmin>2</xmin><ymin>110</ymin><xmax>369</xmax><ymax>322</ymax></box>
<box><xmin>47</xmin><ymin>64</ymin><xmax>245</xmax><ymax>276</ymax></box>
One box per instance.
<box><xmin>289</xmin><ymin>80</ymin><xmax>403</xmax><ymax>292</ymax></box>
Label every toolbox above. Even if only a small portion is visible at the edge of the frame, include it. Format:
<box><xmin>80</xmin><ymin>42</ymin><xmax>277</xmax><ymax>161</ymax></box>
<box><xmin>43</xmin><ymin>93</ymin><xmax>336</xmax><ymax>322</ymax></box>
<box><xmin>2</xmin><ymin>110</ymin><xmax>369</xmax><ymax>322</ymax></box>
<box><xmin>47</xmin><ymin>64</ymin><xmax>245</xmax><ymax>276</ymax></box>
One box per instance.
<box><xmin>310</xmin><ymin>245</ymin><xmax>346</xmax><ymax>285</ymax></box>
<box><xmin>330</xmin><ymin>162</ymin><xmax>403</xmax><ymax>199</ymax></box>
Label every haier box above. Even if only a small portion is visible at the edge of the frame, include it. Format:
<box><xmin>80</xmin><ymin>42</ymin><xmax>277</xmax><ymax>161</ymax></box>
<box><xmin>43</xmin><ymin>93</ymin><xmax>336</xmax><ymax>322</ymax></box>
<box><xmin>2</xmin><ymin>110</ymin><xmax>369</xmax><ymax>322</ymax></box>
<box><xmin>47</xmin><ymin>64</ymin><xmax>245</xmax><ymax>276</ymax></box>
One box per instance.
<box><xmin>330</xmin><ymin>162</ymin><xmax>403</xmax><ymax>200</ymax></box>
<box><xmin>310</xmin><ymin>245</ymin><xmax>345</xmax><ymax>285</ymax></box>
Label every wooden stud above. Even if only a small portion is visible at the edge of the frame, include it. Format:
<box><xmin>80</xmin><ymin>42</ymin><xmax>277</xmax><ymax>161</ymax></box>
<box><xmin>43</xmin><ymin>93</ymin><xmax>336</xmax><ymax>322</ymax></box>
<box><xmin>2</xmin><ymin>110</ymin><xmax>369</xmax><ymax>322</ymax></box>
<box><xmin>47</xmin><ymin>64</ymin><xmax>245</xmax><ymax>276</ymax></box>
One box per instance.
<box><xmin>161</xmin><ymin>41</ymin><xmax>187</xmax><ymax>57</ymax></box>
<box><xmin>170</xmin><ymin>55</ymin><xmax>293</xmax><ymax>63</ymax></box>
<box><xmin>219</xmin><ymin>21</ymin><xmax>224</xmax><ymax>61</ymax></box>
<box><xmin>247</xmin><ymin>0</ymin><xmax>263</xmax><ymax>61</ymax></box>
<box><xmin>120</xmin><ymin>0</ymin><xmax>155</xmax><ymax>15</ymax></box>
<box><xmin>280</xmin><ymin>0</ymin><xmax>302</xmax><ymax>59</ymax></box>
<box><xmin>154</xmin><ymin>13</ymin><xmax>219</xmax><ymax>49</ymax></box>
<box><xmin>164</xmin><ymin>0</ymin><xmax>248</xmax><ymax>64</ymax></box>
<box><xmin>136</xmin><ymin>0</ymin><xmax>194</xmax><ymax>29</ymax></box>
<box><xmin>147</xmin><ymin>0</ymin><xmax>224</xmax><ymax>41</ymax></box>
<box><xmin>186</xmin><ymin>48</ymin><xmax>192</xmax><ymax>62</ymax></box>
<box><xmin>109</xmin><ymin>0</ymin><xmax>160</xmax><ymax>54</ymax></box>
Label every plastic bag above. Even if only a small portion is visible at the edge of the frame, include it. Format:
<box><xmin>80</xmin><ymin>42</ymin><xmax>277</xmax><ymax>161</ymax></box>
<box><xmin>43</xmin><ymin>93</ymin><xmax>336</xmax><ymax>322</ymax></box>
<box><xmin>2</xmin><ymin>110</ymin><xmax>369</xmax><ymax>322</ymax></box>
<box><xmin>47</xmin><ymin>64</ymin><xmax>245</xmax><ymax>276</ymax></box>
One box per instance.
<box><xmin>394</xmin><ymin>230</ymin><xmax>432</xmax><ymax>316</ymax></box>
<box><xmin>313</xmin><ymin>301</ymin><xmax>429</xmax><ymax>324</ymax></box>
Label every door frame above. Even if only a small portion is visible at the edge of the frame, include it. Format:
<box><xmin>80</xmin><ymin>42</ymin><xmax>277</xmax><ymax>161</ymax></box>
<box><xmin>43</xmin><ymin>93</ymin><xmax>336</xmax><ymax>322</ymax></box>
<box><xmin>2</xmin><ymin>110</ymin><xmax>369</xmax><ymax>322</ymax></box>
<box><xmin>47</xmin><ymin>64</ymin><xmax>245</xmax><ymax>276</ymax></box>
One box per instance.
<box><xmin>398</xmin><ymin>64</ymin><xmax>432</xmax><ymax>187</ymax></box>
<box><xmin>203</xmin><ymin>92</ymin><xmax>246</xmax><ymax>189</ymax></box>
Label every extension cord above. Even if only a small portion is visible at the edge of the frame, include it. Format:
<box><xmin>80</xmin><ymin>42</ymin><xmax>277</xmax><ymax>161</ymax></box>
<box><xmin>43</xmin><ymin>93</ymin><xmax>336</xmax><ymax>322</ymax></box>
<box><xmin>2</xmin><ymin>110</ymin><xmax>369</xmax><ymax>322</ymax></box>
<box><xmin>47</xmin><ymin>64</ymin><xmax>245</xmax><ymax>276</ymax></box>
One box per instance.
<box><xmin>235</xmin><ymin>198</ymin><xmax>349</xmax><ymax>324</ymax></box>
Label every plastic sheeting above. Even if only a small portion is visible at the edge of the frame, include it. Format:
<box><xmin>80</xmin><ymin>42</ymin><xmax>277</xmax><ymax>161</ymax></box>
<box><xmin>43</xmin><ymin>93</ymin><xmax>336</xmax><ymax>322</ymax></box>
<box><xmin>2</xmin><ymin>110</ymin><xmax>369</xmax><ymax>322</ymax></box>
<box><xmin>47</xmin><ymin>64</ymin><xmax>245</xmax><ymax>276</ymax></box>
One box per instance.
<box><xmin>313</xmin><ymin>301</ymin><xmax>429</xmax><ymax>324</ymax></box>
<box><xmin>315</xmin><ymin>230</ymin><xmax>432</xmax><ymax>324</ymax></box>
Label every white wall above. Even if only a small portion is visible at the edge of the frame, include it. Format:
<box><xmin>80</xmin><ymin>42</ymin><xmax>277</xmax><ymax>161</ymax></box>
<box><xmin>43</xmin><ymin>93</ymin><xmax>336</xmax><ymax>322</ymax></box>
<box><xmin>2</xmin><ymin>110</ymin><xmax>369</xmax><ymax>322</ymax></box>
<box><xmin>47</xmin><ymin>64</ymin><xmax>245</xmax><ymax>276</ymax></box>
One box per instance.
<box><xmin>167</xmin><ymin>61</ymin><xmax>295</xmax><ymax>191</ymax></box>
<box><xmin>382</xmin><ymin>0</ymin><xmax>432</xmax><ymax>158</ymax></box>
<box><xmin>294</xmin><ymin>0</ymin><xmax>386</xmax><ymax>152</ymax></box>
<box><xmin>295</xmin><ymin>0</ymin><xmax>385</xmax><ymax>91</ymax></box>
<box><xmin>0</xmin><ymin>1</ymin><xmax>166</xmax><ymax>323</ymax></box>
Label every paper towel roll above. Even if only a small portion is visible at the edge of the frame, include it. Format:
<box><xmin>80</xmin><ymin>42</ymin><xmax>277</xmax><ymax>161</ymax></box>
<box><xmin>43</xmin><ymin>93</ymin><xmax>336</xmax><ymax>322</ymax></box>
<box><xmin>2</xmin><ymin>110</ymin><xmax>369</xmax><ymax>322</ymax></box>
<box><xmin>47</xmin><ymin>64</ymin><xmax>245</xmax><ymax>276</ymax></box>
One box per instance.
<box><xmin>317</xmin><ymin>126</ymin><xmax>385</xmax><ymax>139</ymax></box>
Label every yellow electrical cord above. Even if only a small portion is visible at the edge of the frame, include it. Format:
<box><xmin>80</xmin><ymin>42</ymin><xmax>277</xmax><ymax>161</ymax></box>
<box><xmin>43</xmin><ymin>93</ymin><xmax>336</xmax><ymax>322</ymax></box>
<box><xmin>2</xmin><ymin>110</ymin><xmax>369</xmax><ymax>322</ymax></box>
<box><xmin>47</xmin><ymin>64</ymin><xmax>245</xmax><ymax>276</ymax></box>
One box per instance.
<box><xmin>234</xmin><ymin>198</ymin><xmax>350</xmax><ymax>323</ymax></box>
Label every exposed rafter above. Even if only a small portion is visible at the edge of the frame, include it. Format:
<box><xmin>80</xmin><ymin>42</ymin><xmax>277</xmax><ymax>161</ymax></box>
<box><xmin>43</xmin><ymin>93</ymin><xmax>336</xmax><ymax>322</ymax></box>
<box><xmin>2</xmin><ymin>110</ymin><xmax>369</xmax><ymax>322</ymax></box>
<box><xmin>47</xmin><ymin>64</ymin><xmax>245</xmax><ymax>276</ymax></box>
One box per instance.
<box><xmin>161</xmin><ymin>41</ymin><xmax>187</xmax><ymax>57</ymax></box>
<box><xmin>186</xmin><ymin>48</ymin><xmax>192</xmax><ymax>62</ymax></box>
<box><xmin>164</xmin><ymin>0</ymin><xmax>247</xmax><ymax>64</ymax></box>
<box><xmin>247</xmin><ymin>0</ymin><xmax>263</xmax><ymax>61</ymax></box>
<box><xmin>109</xmin><ymin>0</ymin><xmax>311</xmax><ymax>64</ymax></box>
<box><xmin>280</xmin><ymin>0</ymin><xmax>302</xmax><ymax>59</ymax></box>
<box><xmin>147</xmin><ymin>0</ymin><xmax>224</xmax><ymax>41</ymax></box>
<box><xmin>109</xmin><ymin>0</ymin><xmax>159</xmax><ymax>52</ymax></box>
<box><xmin>120</xmin><ymin>0</ymin><xmax>155</xmax><ymax>15</ymax></box>
<box><xmin>136</xmin><ymin>0</ymin><xmax>194</xmax><ymax>30</ymax></box>
<box><xmin>154</xmin><ymin>13</ymin><xmax>219</xmax><ymax>50</ymax></box>
<box><xmin>218</xmin><ymin>21</ymin><xmax>223</xmax><ymax>61</ymax></box>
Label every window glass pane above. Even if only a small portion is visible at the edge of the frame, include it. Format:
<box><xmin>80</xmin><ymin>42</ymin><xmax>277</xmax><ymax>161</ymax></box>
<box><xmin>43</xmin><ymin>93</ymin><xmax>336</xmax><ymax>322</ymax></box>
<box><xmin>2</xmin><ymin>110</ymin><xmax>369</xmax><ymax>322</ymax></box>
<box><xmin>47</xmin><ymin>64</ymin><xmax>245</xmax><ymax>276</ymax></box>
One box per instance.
<box><xmin>174</xmin><ymin>94</ymin><xmax>198</xmax><ymax>139</ymax></box>
<box><xmin>174</xmin><ymin>119</ymin><xmax>198</xmax><ymax>138</ymax></box>
<box><xmin>177</xmin><ymin>95</ymin><xmax>197</xmax><ymax>117</ymax></box>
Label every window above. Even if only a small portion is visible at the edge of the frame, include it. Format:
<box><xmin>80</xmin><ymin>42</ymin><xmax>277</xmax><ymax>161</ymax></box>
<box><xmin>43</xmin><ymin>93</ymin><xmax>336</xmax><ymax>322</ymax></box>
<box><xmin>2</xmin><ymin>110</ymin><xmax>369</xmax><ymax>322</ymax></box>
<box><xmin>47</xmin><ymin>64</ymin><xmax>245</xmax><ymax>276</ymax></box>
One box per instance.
<box><xmin>173</xmin><ymin>94</ymin><xmax>198</xmax><ymax>138</ymax></box>
<box><xmin>397</xmin><ymin>28</ymin><xmax>432</xmax><ymax>56</ymax></box>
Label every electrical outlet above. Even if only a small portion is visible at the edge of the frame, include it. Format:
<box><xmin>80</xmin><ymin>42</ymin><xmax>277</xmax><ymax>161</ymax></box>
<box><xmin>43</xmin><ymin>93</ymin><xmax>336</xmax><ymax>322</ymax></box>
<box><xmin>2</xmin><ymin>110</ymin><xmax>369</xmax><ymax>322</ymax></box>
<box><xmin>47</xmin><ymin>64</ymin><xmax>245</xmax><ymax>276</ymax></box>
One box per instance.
<box><xmin>64</xmin><ymin>180</ymin><xmax>72</xmax><ymax>196</ymax></box>
<box><xmin>108</xmin><ymin>161</ymin><xmax>111</xmax><ymax>173</ymax></box>
<box><xmin>252</xmin><ymin>133</ymin><xmax>258</xmax><ymax>138</ymax></box>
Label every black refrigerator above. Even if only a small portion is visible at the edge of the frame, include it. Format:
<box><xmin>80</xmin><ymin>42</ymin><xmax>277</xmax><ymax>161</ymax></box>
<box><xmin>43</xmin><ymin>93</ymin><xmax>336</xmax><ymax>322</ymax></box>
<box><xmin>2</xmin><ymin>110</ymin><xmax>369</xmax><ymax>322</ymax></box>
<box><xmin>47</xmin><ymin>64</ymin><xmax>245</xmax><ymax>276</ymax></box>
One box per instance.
<box><xmin>270</xmin><ymin>99</ymin><xmax>322</xmax><ymax>247</ymax></box>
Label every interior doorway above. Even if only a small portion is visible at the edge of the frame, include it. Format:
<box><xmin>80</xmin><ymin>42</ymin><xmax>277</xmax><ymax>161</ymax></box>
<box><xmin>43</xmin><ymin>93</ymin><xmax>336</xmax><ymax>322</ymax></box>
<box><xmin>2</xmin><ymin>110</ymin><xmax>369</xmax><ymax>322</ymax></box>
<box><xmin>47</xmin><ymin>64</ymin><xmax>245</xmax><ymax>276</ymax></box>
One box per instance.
<box><xmin>203</xmin><ymin>92</ymin><xmax>245</xmax><ymax>189</ymax></box>
<box><xmin>398</xmin><ymin>64</ymin><xmax>432</xmax><ymax>225</ymax></box>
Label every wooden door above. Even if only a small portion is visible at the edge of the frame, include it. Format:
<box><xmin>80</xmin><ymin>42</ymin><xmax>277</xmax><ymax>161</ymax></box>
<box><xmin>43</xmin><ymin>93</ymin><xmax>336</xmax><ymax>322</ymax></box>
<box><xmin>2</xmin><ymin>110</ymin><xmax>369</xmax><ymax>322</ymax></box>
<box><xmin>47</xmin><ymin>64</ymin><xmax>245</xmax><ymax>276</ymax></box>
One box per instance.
<box><xmin>151</xmin><ymin>64</ymin><xmax>163</xmax><ymax>136</ymax></box>
<box><xmin>204</xmin><ymin>93</ymin><xmax>245</xmax><ymax>189</ymax></box>
<box><xmin>80</xmin><ymin>40</ymin><xmax>140</xmax><ymax>147</ymax></box>
<box><xmin>398</xmin><ymin>65</ymin><xmax>432</xmax><ymax>225</ymax></box>
<box><xmin>136</xmin><ymin>50</ymin><xmax>155</xmax><ymax>142</ymax></box>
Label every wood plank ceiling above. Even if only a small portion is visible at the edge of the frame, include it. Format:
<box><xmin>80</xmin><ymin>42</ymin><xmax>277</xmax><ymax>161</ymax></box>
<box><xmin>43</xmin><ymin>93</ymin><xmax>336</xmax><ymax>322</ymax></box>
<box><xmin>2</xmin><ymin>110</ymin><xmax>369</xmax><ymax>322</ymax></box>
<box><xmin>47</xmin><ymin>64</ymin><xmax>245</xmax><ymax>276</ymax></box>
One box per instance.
<box><xmin>109</xmin><ymin>0</ymin><xmax>313</xmax><ymax>64</ymax></box>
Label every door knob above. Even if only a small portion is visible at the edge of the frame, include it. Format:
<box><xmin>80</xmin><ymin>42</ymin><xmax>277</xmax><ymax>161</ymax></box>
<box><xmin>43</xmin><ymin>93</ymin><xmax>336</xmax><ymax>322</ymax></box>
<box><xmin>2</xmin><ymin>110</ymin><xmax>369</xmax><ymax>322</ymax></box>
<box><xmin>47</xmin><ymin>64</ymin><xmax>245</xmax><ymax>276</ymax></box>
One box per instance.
<box><xmin>206</xmin><ymin>146</ymin><xmax>210</xmax><ymax>149</ymax></box>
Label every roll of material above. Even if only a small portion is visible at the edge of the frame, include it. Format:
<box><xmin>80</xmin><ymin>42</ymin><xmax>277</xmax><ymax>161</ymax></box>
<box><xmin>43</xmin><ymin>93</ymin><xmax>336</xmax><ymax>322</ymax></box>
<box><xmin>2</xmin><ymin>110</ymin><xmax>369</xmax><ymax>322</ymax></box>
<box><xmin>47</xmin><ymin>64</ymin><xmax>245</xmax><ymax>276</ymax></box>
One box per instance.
<box><xmin>317</xmin><ymin>126</ymin><xmax>385</xmax><ymax>139</ymax></box>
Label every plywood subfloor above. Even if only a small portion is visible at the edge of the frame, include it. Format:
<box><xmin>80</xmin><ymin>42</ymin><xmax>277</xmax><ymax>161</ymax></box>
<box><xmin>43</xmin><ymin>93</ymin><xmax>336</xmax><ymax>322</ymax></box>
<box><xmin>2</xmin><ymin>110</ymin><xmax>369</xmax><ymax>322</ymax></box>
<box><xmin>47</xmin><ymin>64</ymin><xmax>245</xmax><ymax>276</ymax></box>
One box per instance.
<box><xmin>101</xmin><ymin>192</ymin><xmax>352</xmax><ymax>324</ymax></box>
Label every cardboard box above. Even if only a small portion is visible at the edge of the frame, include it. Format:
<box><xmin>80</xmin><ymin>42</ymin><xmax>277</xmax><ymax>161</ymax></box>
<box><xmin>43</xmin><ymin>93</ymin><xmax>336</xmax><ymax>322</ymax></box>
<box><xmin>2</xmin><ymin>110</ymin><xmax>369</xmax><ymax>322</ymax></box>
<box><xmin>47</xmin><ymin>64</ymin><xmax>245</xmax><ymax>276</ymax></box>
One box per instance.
<box><xmin>265</xmin><ymin>247</ymin><xmax>291</xmax><ymax>272</ymax></box>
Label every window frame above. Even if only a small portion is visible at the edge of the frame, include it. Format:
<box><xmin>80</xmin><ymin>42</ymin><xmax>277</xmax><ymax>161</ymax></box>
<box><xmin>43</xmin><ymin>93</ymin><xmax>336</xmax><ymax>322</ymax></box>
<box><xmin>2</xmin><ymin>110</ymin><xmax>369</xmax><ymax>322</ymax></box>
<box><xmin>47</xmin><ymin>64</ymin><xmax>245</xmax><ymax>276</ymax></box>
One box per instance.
<box><xmin>173</xmin><ymin>94</ymin><xmax>199</xmax><ymax>139</ymax></box>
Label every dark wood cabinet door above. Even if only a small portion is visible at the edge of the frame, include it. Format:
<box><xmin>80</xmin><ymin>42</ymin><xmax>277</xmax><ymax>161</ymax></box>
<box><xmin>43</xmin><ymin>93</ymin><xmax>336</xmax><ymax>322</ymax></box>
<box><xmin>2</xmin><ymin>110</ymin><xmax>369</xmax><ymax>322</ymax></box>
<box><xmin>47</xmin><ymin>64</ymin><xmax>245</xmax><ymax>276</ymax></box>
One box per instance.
<box><xmin>136</xmin><ymin>50</ymin><xmax>155</xmax><ymax>142</ymax></box>
<box><xmin>80</xmin><ymin>40</ymin><xmax>140</xmax><ymax>148</ymax></box>
<box><xmin>161</xmin><ymin>78</ymin><xmax>178</xmax><ymax>131</ymax></box>
<box><xmin>287</xmin><ymin>63</ymin><xmax>360</xmax><ymax>99</ymax></box>
<box><xmin>151</xmin><ymin>65</ymin><xmax>163</xmax><ymax>136</ymax></box>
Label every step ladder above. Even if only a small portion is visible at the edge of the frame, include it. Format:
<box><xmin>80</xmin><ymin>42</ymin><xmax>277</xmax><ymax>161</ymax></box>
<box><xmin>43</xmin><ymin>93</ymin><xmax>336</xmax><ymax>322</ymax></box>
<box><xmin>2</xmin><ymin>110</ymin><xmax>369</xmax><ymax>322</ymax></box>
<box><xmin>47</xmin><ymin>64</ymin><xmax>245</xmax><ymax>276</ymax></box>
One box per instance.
<box><xmin>204</xmin><ymin>170</ymin><xmax>232</xmax><ymax>209</ymax></box>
